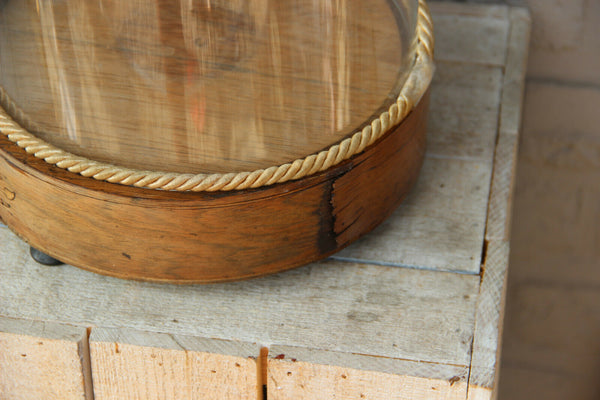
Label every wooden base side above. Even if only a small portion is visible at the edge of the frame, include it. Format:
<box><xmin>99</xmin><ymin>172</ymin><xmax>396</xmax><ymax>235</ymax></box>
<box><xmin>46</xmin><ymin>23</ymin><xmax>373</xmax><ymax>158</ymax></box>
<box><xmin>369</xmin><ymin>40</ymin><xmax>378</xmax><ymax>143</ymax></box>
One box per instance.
<box><xmin>0</xmin><ymin>92</ymin><xmax>429</xmax><ymax>283</ymax></box>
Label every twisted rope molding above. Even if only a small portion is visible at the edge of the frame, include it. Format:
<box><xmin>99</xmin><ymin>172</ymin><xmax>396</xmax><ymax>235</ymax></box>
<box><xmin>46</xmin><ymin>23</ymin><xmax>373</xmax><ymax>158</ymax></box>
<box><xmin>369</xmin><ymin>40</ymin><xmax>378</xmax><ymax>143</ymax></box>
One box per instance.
<box><xmin>0</xmin><ymin>0</ymin><xmax>434</xmax><ymax>192</ymax></box>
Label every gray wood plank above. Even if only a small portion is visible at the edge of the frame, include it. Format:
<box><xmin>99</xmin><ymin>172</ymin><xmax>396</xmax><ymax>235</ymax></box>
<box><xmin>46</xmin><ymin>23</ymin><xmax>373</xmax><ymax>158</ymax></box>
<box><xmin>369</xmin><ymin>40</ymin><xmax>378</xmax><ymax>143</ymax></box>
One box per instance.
<box><xmin>0</xmin><ymin>228</ymin><xmax>479</xmax><ymax>367</ymax></box>
<box><xmin>335</xmin><ymin>154</ymin><xmax>491</xmax><ymax>274</ymax></box>
<box><xmin>427</xmin><ymin>62</ymin><xmax>503</xmax><ymax>161</ymax></box>
<box><xmin>430</xmin><ymin>2</ymin><xmax>509</xmax><ymax>66</ymax></box>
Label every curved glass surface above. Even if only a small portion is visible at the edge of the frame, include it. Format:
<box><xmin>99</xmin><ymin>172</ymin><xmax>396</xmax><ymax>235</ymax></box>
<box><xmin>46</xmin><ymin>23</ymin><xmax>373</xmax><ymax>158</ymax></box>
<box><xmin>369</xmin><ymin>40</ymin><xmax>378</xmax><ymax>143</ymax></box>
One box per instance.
<box><xmin>0</xmin><ymin>0</ymin><xmax>418</xmax><ymax>173</ymax></box>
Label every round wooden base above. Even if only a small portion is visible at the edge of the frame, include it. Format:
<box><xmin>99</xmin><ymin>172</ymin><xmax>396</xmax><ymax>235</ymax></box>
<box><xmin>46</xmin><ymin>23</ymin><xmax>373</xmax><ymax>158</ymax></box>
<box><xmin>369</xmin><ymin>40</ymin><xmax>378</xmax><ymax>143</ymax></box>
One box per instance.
<box><xmin>0</xmin><ymin>92</ymin><xmax>429</xmax><ymax>283</ymax></box>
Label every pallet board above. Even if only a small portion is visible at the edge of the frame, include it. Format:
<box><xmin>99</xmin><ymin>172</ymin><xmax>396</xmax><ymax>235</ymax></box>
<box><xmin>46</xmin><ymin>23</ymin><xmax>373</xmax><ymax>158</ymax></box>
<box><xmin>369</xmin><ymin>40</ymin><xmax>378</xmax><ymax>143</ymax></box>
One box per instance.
<box><xmin>0</xmin><ymin>3</ymin><xmax>530</xmax><ymax>399</ymax></box>
<box><xmin>90</xmin><ymin>328</ymin><xmax>261</xmax><ymax>400</ymax></box>
<box><xmin>267</xmin><ymin>346</ymin><xmax>469</xmax><ymax>400</ymax></box>
<box><xmin>0</xmin><ymin>317</ymin><xmax>91</xmax><ymax>400</ymax></box>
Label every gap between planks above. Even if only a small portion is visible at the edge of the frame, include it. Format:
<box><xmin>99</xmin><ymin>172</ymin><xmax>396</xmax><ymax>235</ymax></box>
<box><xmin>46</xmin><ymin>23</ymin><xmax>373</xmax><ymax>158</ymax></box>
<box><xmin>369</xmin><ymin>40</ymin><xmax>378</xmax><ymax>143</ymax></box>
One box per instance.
<box><xmin>330</xmin><ymin>256</ymin><xmax>481</xmax><ymax>276</ymax></box>
<box><xmin>1</xmin><ymin>317</ymin><xmax>476</xmax><ymax>400</ymax></box>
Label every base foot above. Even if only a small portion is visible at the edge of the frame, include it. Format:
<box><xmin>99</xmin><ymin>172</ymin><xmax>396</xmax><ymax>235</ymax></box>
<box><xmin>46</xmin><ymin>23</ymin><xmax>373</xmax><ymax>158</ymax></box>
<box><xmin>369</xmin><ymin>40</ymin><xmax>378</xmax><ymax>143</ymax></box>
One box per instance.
<box><xmin>30</xmin><ymin>247</ymin><xmax>63</xmax><ymax>266</ymax></box>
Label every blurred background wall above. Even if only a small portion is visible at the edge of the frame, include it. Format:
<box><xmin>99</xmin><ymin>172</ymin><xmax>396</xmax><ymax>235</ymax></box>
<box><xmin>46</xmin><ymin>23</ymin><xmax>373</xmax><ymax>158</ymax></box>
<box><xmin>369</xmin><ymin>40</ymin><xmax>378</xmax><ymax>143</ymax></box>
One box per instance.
<box><xmin>498</xmin><ymin>1</ymin><xmax>599</xmax><ymax>399</ymax></box>
<box><xmin>439</xmin><ymin>1</ymin><xmax>600</xmax><ymax>398</ymax></box>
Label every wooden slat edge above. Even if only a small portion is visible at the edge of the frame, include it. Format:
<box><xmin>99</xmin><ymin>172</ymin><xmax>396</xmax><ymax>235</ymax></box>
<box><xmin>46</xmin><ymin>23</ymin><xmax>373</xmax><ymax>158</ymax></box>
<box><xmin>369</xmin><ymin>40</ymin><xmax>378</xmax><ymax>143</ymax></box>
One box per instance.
<box><xmin>0</xmin><ymin>316</ymin><xmax>91</xmax><ymax>400</ymax></box>
<box><xmin>467</xmin><ymin>241</ymin><xmax>510</xmax><ymax>400</ymax></box>
<box><xmin>267</xmin><ymin>345</ymin><xmax>468</xmax><ymax>400</ymax></box>
<box><xmin>90</xmin><ymin>326</ymin><xmax>260</xmax><ymax>357</ymax></box>
<box><xmin>89</xmin><ymin>327</ymin><xmax>262</xmax><ymax>400</ymax></box>
<box><xmin>484</xmin><ymin>132</ymin><xmax>519</xmax><ymax>243</ymax></box>
<box><xmin>486</xmin><ymin>7</ymin><xmax>531</xmax><ymax>242</ymax></box>
<box><xmin>469</xmin><ymin>8</ymin><xmax>531</xmax><ymax>400</ymax></box>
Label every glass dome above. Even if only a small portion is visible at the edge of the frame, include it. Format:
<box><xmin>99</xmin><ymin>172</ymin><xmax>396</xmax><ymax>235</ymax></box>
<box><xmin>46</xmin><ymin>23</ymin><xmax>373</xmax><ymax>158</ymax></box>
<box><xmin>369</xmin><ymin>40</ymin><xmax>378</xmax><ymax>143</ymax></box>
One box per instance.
<box><xmin>0</xmin><ymin>0</ymin><xmax>418</xmax><ymax>174</ymax></box>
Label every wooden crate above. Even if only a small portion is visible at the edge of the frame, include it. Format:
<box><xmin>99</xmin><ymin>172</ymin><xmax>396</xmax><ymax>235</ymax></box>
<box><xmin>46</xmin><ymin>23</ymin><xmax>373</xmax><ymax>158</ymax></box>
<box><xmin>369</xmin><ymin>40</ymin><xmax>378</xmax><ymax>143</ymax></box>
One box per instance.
<box><xmin>0</xmin><ymin>2</ymin><xmax>530</xmax><ymax>399</ymax></box>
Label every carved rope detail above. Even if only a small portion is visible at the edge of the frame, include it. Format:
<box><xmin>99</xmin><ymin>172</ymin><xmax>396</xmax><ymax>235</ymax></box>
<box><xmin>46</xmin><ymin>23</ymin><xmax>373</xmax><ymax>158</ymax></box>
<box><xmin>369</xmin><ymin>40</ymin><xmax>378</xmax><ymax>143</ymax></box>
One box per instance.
<box><xmin>0</xmin><ymin>0</ymin><xmax>434</xmax><ymax>192</ymax></box>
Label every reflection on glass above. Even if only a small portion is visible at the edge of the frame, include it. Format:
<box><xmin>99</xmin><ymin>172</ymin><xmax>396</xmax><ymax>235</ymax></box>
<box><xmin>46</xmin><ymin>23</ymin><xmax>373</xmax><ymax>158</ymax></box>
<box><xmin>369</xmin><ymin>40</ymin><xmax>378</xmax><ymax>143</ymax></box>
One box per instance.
<box><xmin>0</xmin><ymin>0</ymin><xmax>418</xmax><ymax>173</ymax></box>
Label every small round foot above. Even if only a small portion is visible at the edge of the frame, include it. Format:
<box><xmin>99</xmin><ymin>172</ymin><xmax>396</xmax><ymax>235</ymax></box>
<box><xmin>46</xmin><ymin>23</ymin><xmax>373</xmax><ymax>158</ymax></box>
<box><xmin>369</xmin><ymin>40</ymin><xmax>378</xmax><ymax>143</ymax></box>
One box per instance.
<box><xmin>30</xmin><ymin>247</ymin><xmax>63</xmax><ymax>266</ymax></box>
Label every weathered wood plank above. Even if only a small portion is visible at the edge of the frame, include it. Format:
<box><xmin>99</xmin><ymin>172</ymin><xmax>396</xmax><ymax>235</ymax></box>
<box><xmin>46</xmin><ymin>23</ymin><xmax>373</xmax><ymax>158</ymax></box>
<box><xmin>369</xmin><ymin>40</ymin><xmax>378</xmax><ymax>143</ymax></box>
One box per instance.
<box><xmin>427</xmin><ymin>62</ymin><xmax>503</xmax><ymax>161</ymax></box>
<box><xmin>470</xmin><ymin>138</ymin><xmax>516</xmax><ymax>398</ymax></box>
<box><xmin>267</xmin><ymin>345</ymin><xmax>468</xmax><ymax>400</ymax></box>
<box><xmin>0</xmin><ymin>316</ymin><xmax>91</xmax><ymax>400</ymax></box>
<box><xmin>0</xmin><ymin>231</ymin><xmax>479</xmax><ymax>367</ymax></box>
<box><xmin>335</xmin><ymin>155</ymin><xmax>491</xmax><ymax>273</ymax></box>
<box><xmin>430</xmin><ymin>2</ymin><xmax>509</xmax><ymax>66</ymax></box>
<box><xmin>89</xmin><ymin>327</ymin><xmax>260</xmax><ymax>400</ymax></box>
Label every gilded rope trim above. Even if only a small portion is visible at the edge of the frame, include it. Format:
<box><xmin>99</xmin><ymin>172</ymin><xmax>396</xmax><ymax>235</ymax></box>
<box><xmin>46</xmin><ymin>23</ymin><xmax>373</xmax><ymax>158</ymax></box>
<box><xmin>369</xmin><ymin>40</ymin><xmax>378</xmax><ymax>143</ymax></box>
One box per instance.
<box><xmin>0</xmin><ymin>0</ymin><xmax>434</xmax><ymax>192</ymax></box>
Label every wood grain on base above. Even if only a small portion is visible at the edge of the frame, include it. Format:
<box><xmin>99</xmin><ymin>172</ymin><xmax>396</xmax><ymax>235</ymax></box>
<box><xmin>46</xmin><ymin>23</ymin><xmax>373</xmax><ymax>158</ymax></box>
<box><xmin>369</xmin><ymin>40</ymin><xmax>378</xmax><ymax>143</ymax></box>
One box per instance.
<box><xmin>0</xmin><ymin>316</ymin><xmax>91</xmax><ymax>400</ymax></box>
<box><xmin>0</xmin><ymin>93</ymin><xmax>427</xmax><ymax>283</ymax></box>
